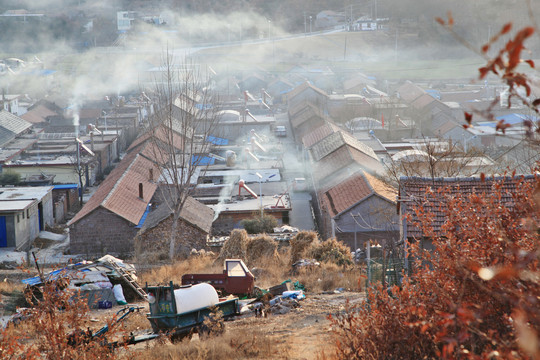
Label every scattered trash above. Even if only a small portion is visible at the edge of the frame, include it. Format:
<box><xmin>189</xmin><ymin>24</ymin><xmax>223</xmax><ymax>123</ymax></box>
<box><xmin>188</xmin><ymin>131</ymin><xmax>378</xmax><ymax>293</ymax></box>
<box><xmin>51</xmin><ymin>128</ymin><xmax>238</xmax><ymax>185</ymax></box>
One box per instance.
<box><xmin>273</xmin><ymin>225</ymin><xmax>299</xmax><ymax>233</ymax></box>
<box><xmin>21</xmin><ymin>255</ymin><xmax>146</xmax><ymax>308</ymax></box>
<box><xmin>282</xmin><ymin>290</ymin><xmax>305</xmax><ymax>300</ymax></box>
<box><xmin>113</xmin><ymin>284</ymin><xmax>127</xmax><ymax>305</ymax></box>
<box><xmin>292</xmin><ymin>259</ymin><xmax>320</xmax><ymax>273</ymax></box>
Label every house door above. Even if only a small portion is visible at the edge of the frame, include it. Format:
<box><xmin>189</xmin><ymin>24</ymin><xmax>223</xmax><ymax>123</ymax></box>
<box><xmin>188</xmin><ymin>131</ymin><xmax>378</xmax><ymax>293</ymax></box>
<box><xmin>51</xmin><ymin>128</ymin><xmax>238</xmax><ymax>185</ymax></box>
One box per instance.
<box><xmin>0</xmin><ymin>216</ymin><xmax>7</xmax><ymax>247</ymax></box>
<box><xmin>38</xmin><ymin>203</ymin><xmax>44</xmax><ymax>231</ymax></box>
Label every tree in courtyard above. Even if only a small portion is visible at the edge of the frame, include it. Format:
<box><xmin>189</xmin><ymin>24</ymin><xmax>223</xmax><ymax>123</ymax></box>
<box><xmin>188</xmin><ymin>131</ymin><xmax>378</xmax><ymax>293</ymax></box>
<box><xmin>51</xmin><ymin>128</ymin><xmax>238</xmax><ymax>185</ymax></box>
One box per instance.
<box><xmin>143</xmin><ymin>53</ymin><xmax>221</xmax><ymax>260</ymax></box>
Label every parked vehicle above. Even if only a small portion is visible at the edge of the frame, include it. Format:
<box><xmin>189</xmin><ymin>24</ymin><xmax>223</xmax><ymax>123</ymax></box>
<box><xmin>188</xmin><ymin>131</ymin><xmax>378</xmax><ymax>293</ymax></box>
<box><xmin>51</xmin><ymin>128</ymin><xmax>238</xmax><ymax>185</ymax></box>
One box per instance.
<box><xmin>146</xmin><ymin>282</ymin><xmax>239</xmax><ymax>341</ymax></box>
<box><xmin>181</xmin><ymin>259</ymin><xmax>255</xmax><ymax>296</ymax></box>
<box><xmin>274</xmin><ymin>125</ymin><xmax>287</xmax><ymax>137</ymax></box>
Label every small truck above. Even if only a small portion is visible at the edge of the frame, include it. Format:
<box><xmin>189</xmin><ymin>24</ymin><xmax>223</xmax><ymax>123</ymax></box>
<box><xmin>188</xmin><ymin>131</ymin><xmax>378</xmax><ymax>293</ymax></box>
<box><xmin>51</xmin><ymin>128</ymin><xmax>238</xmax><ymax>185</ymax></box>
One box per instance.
<box><xmin>181</xmin><ymin>259</ymin><xmax>255</xmax><ymax>296</ymax></box>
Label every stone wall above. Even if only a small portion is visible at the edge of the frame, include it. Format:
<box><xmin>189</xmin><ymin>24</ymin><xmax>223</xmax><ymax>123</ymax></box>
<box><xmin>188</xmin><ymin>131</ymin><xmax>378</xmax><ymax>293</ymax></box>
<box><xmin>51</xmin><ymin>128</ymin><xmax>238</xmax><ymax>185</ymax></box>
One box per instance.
<box><xmin>136</xmin><ymin>215</ymin><xmax>209</xmax><ymax>256</ymax></box>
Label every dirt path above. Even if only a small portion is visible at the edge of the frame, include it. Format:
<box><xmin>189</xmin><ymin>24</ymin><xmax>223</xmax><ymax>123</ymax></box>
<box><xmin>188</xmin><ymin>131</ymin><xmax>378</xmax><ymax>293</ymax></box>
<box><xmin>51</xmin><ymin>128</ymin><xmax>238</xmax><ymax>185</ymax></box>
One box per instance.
<box><xmin>226</xmin><ymin>292</ymin><xmax>365</xmax><ymax>360</ymax></box>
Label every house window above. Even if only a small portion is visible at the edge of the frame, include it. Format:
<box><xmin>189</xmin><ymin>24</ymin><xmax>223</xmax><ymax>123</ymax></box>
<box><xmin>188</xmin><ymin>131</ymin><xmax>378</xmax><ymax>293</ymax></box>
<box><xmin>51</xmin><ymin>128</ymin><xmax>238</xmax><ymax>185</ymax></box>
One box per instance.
<box><xmin>27</xmin><ymin>209</ymin><xmax>29</xmax><ymax>218</ymax></box>
<box><xmin>22</xmin><ymin>212</ymin><xmax>25</xmax><ymax>219</ymax></box>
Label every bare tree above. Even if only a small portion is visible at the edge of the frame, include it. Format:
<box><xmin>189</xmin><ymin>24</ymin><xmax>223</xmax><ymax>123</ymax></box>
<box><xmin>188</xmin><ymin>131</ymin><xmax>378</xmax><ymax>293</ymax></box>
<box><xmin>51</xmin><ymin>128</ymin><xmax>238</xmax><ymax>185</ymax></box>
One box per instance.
<box><xmin>142</xmin><ymin>52</ymin><xmax>220</xmax><ymax>260</ymax></box>
<box><xmin>383</xmin><ymin>137</ymin><xmax>489</xmax><ymax>186</ymax></box>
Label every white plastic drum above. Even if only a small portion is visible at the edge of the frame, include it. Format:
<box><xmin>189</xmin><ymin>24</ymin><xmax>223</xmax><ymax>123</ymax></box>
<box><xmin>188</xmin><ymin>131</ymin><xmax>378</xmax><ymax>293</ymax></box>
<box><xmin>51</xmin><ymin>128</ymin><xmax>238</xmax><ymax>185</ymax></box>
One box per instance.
<box><xmin>174</xmin><ymin>283</ymin><xmax>219</xmax><ymax>314</ymax></box>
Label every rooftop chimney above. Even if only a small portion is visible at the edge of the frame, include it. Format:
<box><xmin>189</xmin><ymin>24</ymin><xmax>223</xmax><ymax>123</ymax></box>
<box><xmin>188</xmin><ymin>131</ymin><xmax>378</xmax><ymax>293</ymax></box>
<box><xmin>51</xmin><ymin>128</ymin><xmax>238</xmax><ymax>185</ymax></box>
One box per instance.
<box><xmin>149</xmin><ymin>168</ymin><xmax>154</xmax><ymax>181</ymax></box>
<box><xmin>138</xmin><ymin>183</ymin><xmax>143</xmax><ymax>199</ymax></box>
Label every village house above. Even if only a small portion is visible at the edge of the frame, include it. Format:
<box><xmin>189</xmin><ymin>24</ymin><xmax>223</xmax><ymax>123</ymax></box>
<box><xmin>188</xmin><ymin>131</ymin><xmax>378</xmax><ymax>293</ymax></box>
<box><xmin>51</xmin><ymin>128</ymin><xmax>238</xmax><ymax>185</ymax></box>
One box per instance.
<box><xmin>309</xmin><ymin>130</ymin><xmax>384</xmax><ymax>189</ymax></box>
<box><xmin>68</xmin><ymin>143</ymin><xmax>161</xmax><ymax>257</ymax></box>
<box><xmin>397</xmin><ymin>174</ymin><xmax>537</xmax><ymax>252</ymax></box>
<box><xmin>136</xmin><ymin>195</ymin><xmax>214</xmax><ymax>256</ymax></box>
<box><xmin>317</xmin><ymin>170</ymin><xmax>399</xmax><ymax>250</ymax></box>
<box><xmin>0</xmin><ymin>186</ymin><xmax>54</xmax><ymax>250</ymax></box>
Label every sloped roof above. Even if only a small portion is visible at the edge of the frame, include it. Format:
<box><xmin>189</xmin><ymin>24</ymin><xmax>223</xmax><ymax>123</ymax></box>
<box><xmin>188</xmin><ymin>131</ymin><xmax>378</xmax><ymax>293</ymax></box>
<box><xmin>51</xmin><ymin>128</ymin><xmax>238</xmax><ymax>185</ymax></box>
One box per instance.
<box><xmin>290</xmin><ymin>104</ymin><xmax>325</xmax><ymax>128</ymax></box>
<box><xmin>286</xmin><ymin>81</ymin><xmax>327</xmax><ymax>102</ymax></box>
<box><xmin>0</xmin><ymin>110</ymin><xmax>33</xmax><ymax>147</ymax></box>
<box><xmin>139</xmin><ymin>196</ymin><xmax>214</xmax><ymax>234</ymax></box>
<box><xmin>21</xmin><ymin>104</ymin><xmax>58</xmax><ymax>124</ymax></box>
<box><xmin>321</xmin><ymin>170</ymin><xmax>397</xmax><ymax>217</ymax></box>
<box><xmin>395</xmin><ymin>81</ymin><xmax>426</xmax><ymax>104</ymax></box>
<box><xmin>128</xmin><ymin>124</ymin><xmax>185</xmax><ymax>153</ymax></box>
<box><xmin>301</xmin><ymin>121</ymin><xmax>341</xmax><ymax>148</ymax></box>
<box><xmin>68</xmin><ymin>144</ymin><xmax>161</xmax><ymax>226</ymax></box>
<box><xmin>288</xmin><ymin>99</ymin><xmax>316</xmax><ymax>119</ymax></box>
<box><xmin>411</xmin><ymin>93</ymin><xmax>437</xmax><ymax>110</ymax></box>
<box><xmin>399</xmin><ymin>174</ymin><xmax>537</xmax><ymax>239</ymax></box>
<box><xmin>343</xmin><ymin>73</ymin><xmax>377</xmax><ymax>90</ymax></box>
<box><xmin>314</xmin><ymin>145</ymin><xmax>383</xmax><ymax>184</ymax></box>
<box><xmin>310</xmin><ymin>130</ymin><xmax>378</xmax><ymax>162</ymax></box>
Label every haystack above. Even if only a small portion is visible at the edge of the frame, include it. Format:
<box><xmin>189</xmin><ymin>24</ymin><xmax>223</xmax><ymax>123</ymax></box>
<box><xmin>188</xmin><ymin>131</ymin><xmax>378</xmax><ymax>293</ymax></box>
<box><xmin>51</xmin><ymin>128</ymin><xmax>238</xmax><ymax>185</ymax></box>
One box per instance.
<box><xmin>246</xmin><ymin>235</ymin><xmax>278</xmax><ymax>264</ymax></box>
<box><xmin>290</xmin><ymin>231</ymin><xmax>319</xmax><ymax>264</ymax></box>
<box><xmin>309</xmin><ymin>238</ymin><xmax>353</xmax><ymax>266</ymax></box>
<box><xmin>218</xmin><ymin>229</ymin><xmax>250</xmax><ymax>262</ymax></box>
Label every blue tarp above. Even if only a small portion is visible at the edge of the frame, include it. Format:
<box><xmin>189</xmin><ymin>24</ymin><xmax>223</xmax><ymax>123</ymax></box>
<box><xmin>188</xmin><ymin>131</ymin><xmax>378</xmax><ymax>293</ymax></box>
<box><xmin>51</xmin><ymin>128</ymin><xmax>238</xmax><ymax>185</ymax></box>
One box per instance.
<box><xmin>22</xmin><ymin>263</ymin><xmax>88</xmax><ymax>286</ymax></box>
<box><xmin>53</xmin><ymin>184</ymin><xmax>79</xmax><ymax>190</ymax></box>
<box><xmin>495</xmin><ymin>113</ymin><xmax>538</xmax><ymax>126</ymax></box>
<box><xmin>136</xmin><ymin>204</ymin><xmax>152</xmax><ymax>229</ymax></box>
<box><xmin>207</xmin><ymin>135</ymin><xmax>229</xmax><ymax>145</ymax></box>
<box><xmin>191</xmin><ymin>155</ymin><xmax>215</xmax><ymax>166</ymax></box>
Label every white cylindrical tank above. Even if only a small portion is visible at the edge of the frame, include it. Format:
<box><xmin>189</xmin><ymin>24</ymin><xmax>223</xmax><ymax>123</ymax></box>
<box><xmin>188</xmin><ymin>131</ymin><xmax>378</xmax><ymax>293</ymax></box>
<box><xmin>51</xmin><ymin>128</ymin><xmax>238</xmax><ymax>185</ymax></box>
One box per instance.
<box><xmin>174</xmin><ymin>283</ymin><xmax>219</xmax><ymax>314</ymax></box>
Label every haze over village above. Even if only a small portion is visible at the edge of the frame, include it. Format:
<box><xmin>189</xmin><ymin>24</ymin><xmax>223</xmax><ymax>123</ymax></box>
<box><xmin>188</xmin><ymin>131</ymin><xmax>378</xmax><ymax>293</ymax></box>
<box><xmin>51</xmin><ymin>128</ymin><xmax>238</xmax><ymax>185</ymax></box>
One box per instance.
<box><xmin>0</xmin><ymin>0</ymin><xmax>539</xmax><ymax>358</ymax></box>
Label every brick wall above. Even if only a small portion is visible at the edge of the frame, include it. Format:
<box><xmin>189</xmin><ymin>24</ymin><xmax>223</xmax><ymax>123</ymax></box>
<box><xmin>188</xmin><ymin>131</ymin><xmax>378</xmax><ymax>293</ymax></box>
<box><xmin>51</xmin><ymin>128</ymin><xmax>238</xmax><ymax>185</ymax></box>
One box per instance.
<box><xmin>69</xmin><ymin>207</ymin><xmax>138</xmax><ymax>257</ymax></box>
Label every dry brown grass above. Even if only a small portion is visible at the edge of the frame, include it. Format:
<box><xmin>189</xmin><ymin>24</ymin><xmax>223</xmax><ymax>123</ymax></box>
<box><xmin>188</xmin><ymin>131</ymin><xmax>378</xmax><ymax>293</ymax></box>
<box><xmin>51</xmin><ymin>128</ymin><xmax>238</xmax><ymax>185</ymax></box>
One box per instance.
<box><xmin>246</xmin><ymin>234</ymin><xmax>278</xmax><ymax>266</ymax></box>
<box><xmin>138</xmin><ymin>256</ymin><xmax>220</xmax><ymax>286</ymax></box>
<box><xmin>295</xmin><ymin>263</ymin><xmax>363</xmax><ymax>293</ymax></box>
<box><xmin>217</xmin><ymin>229</ymin><xmax>250</xmax><ymax>262</ymax></box>
<box><xmin>290</xmin><ymin>231</ymin><xmax>319</xmax><ymax>264</ymax></box>
<box><xmin>308</xmin><ymin>238</ymin><xmax>353</xmax><ymax>266</ymax></box>
<box><xmin>131</xmin><ymin>328</ymin><xmax>282</xmax><ymax>360</ymax></box>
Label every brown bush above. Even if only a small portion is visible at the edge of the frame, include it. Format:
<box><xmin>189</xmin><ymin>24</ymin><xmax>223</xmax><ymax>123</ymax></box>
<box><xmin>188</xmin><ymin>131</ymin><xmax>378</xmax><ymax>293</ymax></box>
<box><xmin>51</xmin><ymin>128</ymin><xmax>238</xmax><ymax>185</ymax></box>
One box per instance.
<box><xmin>217</xmin><ymin>229</ymin><xmax>250</xmax><ymax>262</ymax></box>
<box><xmin>131</xmin><ymin>327</ymin><xmax>282</xmax><ymax>360</ymax></box>
<box><xmin>246</xmin><ymin>234</ymin><xmax>278</xmax><ymax>265</ymax></box>
<box><xmin>329</xmin><ymin>175</ymin><xmax>540</xmax><ymax>359</ymax></box>
<box><xmin>308</xmin><ymin>238</ymin><xmax>353</xmax><ymax>266</ymax></box>
<box><xmin>140</xmin><ymin>255</ymin><xmax>219</xmax><ymax>285</ymax></box>
<box><xmin>289</xmin><ymin>231</ymin><xmax>319</xmax><ymax>264</ymax></box>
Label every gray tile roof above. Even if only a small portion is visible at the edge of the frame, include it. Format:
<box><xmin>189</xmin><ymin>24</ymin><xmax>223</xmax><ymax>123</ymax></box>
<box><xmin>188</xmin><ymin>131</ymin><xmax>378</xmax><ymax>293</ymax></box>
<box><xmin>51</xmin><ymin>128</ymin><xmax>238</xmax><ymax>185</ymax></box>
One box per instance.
<box><xmin>0</xmin><ymin>110</ymin><xmax>33</xmax><ymax>147</ymax></box>
<box><xmin>310</xmin><ymin>130</ymin><xmax>378</xmax><ymax>162</ymax></box>
<box><xmin>140</xmin><ymin>196</ymin><xmax>214</xmax><ymax>234</ymax></box>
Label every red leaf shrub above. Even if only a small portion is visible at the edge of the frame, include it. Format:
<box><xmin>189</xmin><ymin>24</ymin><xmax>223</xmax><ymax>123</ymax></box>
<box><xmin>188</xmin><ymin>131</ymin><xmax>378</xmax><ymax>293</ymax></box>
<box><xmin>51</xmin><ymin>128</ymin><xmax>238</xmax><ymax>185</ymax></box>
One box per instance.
<box><xmin>329</xmin><ymin>175</ymin><xmax>540</xmax><ymax>359</ymax></box>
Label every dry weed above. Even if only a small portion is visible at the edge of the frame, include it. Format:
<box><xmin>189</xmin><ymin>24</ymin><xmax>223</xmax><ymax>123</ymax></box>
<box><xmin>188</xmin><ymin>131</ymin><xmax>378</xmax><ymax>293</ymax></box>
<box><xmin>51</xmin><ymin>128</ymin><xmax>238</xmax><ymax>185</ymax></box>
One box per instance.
<box><xmin>290</xmin><ymin>231</ymin><xmax>319</xmax><ymax>264</ymax></box>
<box><xmin>295</xmin><ymin>263</ymin><xmax>363</xmax><ymax>293</ymax></box>
<box><xmin>246</xmin><ymin>234</ymin><xmax>278</xmax><ymax>265</ymax></box>
<box><xmin>131</xmin><ymin>327</ymin><xmax>282</xmax><ymax>360</ymax></box>
<box><xmin>139</xmin><ymin>256</ymin><xmax>219</xmax><ymax>285</ymax></box>
<box><xmin>217</xmin><ymin>229</ymin><xmax>250</xmax><ymax>262</ymax></box>
<box><xmin>308</xmin><ymin>238</ymin><xmax>353</xmax><ymax>266</ymax></box>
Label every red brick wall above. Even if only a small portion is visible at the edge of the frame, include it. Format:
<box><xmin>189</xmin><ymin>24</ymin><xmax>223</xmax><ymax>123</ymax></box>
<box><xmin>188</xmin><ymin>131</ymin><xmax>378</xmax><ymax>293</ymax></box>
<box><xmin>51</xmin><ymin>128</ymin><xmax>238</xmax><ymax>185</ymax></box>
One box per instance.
<box><xmin>69</xmin><ymin>207</ymin><xmax>138</xmax><ymax>257</ymax></box>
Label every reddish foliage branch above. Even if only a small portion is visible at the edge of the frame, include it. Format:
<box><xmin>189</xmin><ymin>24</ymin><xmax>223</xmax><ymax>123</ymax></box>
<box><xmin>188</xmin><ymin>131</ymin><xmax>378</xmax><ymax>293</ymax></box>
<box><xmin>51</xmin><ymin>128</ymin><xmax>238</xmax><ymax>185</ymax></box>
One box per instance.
<box><xmin>329</xmin><ymin>175</ymin><xmax>540</xmax><ymax>359</ymax></box>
